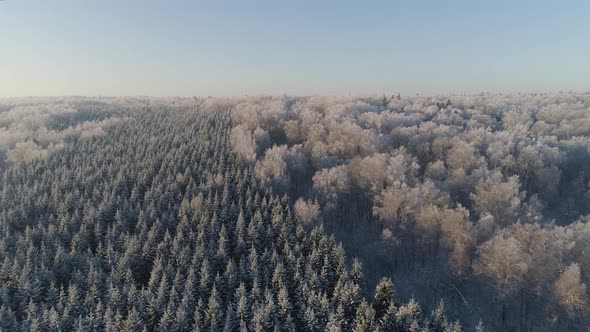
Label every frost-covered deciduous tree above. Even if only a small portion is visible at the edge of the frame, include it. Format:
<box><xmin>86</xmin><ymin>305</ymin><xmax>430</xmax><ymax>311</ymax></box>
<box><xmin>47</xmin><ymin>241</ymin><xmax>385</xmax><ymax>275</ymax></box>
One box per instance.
<box><xmin>312</xmin><ymin>165</ymin><xmax>350</xmax><ymax>203</ymax></box>
<box><xmin>553</xmin><ymin>264</ymin><xmax>589</xmax><ymax>318</ymax></box>
<box><xmin>470</xmin><ymin>172</ymin><xmax>523</xmax><ymax>227</ymax></box>
<box><xmin>473</xmin><ymin>233</ymin><xmax>530</xmax><ymax>296</ymax></box>
<box><xmin>230</xmin><ymin>124</ymin><xmax>257</xmax><ymax>162</ymax></box>
<box><xmin>294</xmin><ymin>197</ymin><xmax>321</xmax><ymax>225</ymax></box>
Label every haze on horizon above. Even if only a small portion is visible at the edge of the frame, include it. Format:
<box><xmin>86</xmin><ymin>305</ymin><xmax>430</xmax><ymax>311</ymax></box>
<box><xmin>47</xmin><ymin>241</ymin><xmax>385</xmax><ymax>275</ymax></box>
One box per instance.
<box><xmin>1</xmin><ymin>0</ymin><xmax>589</xmax><ymax>97</ymax></box>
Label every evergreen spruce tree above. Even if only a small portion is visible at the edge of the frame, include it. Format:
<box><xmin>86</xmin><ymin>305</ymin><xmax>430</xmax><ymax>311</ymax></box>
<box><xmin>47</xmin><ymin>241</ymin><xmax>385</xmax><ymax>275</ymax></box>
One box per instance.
<box><xmin>205</xmin><ymin>285</ymin><xmax>223</xmax><ymax>331</ymax></box>
<box><xmin>373</xmin><ymin>277</ymin><xmax>397</xmax><ymax>322</ymax></box>
<box><xmin>352</xmin><ymin>300</ymin><xmax>375</xmax><ymax>332</ymax></box>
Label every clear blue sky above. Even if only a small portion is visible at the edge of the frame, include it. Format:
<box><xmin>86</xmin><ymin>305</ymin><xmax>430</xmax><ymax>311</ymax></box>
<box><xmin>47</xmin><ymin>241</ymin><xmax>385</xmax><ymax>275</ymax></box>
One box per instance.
<box><xmin>1</xmin><ymin>0</ymin><xmax>589</xmax><ymax>97</ymax></box>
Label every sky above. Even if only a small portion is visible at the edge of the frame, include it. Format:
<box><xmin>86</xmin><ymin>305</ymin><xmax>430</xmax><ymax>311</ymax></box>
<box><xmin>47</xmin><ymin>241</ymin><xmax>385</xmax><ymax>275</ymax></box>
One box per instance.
<box><xmin>1</xmin><ymin>0</ymin><xmax>589</xmax><ymax>97</ymax></box>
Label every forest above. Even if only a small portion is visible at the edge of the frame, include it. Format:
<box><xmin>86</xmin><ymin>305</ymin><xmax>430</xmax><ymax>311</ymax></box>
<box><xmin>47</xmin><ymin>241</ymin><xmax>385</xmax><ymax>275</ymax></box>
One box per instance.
<box><xmin>0</xmin><ymin>93</ymin><xmax>589</xmax><ymax>331</ymax></box>
<box><xmin>0</xmin><ymin>97</ymin><xmax>465</xmax><ymax>332</ymax></box>
<box><xmin>227</xmin><ymin>93</ymin><xmax>590</xmax><ymax>331</ymax></box>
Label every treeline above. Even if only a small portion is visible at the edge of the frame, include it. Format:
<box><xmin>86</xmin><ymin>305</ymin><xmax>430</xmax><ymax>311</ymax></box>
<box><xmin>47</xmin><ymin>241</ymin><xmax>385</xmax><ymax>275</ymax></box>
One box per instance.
<box><xmin>0</xmin><ymin>99</ymin><xmax>468</xmax><ymax>331</ymax></box>
<box><xmin>228</xmin><ymin>93</ymin><xmax>590</xmax><ymax>331</ymax></box>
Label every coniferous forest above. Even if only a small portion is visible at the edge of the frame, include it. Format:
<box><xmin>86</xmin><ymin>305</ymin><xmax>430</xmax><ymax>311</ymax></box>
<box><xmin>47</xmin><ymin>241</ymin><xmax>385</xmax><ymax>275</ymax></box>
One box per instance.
<box><xmin>1</xmin><ymin>94</ymin><xmax>590</xmax><ymax>331</ymax></box>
